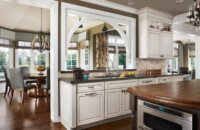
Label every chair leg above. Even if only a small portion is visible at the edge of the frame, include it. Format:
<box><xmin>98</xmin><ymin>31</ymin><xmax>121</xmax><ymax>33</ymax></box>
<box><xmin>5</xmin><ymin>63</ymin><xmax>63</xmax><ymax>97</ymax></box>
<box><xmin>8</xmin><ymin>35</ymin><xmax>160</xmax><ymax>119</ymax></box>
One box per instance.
<box><xmin>35</xmin><ymin>87</ymin><xmax>37</xmax><ymax>98</ymax></box>
<box><xmin>10</xmin><ymin>89</ymin><xmax>14</xmax><ymax>104</ymax></box>
<box><xmin>21</xmin><ymin>91</ymin><xmax>25</xmax><ymax>104</ymax></box>
<box><xmin>46</xmin><ymin>89</ymin><xmax>48</xmax><ymax>97</ymax></box>
<box><xmin>4</xmin><ymin>84</ymin><xmax>8</xmax><ymax>97</ymax></box>
<box><xmin>8</xmin><ymin>87</ymin><xmax>11</xmax><ymax>96</ymax></box>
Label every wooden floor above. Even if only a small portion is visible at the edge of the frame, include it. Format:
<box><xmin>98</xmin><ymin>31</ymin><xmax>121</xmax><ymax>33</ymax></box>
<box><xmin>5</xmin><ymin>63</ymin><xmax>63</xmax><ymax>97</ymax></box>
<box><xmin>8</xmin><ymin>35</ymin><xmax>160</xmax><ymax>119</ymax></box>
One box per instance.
<box><xmin>0</xmin><ymin>92</ymin><xmax>131</xmax><ymax>130</ymax></box>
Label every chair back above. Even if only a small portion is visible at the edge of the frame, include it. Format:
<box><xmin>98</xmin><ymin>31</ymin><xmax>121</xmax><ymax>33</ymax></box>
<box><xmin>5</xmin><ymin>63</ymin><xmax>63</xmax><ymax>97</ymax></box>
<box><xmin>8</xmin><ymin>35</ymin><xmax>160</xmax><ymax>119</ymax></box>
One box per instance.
<box><xmin>46</xmin><ymin>67</ymin><xmax>50</xmax><ymax>89</ymax></box>
<box><xmin>9</xmin><ymin>68</ymin><xmax>24</xmax><ymax>89</ymax></box>
<box><xmin>3</xmin><ymin>67</ymin><xmax>10</xmax><ymax>84</ymax></box>
<box><xmin>20</xmin><ymin>66</ymin><xmax>30</xmax><ymax>78</ymax></box>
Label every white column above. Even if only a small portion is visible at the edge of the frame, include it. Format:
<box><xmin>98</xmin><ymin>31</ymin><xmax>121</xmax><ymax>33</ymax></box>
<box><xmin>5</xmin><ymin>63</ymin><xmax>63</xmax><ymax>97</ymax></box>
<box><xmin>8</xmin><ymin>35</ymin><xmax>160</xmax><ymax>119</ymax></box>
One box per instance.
<box><xmin>195</xmin><ymin>36</ymin><xmax>200</xmax><ymax>79</ymax></box>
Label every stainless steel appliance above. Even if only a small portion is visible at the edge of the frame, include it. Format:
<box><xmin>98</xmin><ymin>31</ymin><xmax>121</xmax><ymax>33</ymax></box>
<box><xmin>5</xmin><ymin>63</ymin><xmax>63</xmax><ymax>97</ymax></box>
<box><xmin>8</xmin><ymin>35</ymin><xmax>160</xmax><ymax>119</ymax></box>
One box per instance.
<box><xmin>137</xmin><ymin>99</ymin><xmax>193</xmax><ymax>130</ymax></box>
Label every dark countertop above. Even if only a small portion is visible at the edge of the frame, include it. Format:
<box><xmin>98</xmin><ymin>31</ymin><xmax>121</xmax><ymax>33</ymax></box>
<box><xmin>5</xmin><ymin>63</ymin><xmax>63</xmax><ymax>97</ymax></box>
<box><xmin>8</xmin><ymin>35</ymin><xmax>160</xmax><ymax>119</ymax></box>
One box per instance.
<box><xmin>60</xmin><ymin>73</ymin><xmax>186</xmax><ymax>84</ymax></box>
<box><xmin>128</xmin><ymin>79</ymin><xmax>200</xmax><ymax>110</ymax></box>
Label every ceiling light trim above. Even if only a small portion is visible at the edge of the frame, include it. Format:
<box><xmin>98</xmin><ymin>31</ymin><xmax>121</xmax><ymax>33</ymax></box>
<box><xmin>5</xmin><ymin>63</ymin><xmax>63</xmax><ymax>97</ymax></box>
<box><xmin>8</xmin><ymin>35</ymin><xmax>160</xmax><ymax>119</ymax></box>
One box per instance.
<box><xmin>80</xmin><ymin>0</ymin><xmax>138</xmax><ymax>14</ymax></box>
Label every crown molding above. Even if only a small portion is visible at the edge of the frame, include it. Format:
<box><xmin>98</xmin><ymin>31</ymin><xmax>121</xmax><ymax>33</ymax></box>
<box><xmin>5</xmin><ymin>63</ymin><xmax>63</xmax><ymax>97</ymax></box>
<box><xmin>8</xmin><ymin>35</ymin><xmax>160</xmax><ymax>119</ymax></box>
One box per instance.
<box><xmin>138</xmin><ymin>7</ymin><xmax>174</xmax><ymax>20</ymax></box>
<box><xmin>80</xmin><ymin>0</ymin><xmax>138</xmax><ymax>14</ymax></box>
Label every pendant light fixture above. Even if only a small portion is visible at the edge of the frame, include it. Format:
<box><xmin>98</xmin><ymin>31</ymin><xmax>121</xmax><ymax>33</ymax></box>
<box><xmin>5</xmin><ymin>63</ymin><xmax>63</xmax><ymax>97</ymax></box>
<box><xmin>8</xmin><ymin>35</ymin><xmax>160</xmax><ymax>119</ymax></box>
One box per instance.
<box><xmin>32</xmin><ymin>8</ymin><xmax>49</xmax><ymax>53</ymax></box>
<box><xmin>102</xmin><ymin>23</ymin><xmax>108</xmax><ymax>32</ymax></box>
<box><xmin>79</xmin><ymin>17</ymin><xmax>83</xmax><ymax>28</ymax></box>
<box><xmin>187</xmin><ymin>0</ymin><xmax>200</xmax><ymax>28</ymax></box>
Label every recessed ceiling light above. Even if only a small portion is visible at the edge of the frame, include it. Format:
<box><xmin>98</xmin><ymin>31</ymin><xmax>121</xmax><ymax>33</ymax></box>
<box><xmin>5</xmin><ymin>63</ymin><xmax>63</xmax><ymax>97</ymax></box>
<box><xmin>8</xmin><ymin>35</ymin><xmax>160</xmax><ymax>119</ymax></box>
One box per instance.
<box><xmin>176</xmin><ymin>0</ymin><xmax>184</xmax><ymax>3</ymax></box>
<box><xmin>128</xmin><ymin>1</ymin><xmax>134</xmax><ymax>6</ymax></box>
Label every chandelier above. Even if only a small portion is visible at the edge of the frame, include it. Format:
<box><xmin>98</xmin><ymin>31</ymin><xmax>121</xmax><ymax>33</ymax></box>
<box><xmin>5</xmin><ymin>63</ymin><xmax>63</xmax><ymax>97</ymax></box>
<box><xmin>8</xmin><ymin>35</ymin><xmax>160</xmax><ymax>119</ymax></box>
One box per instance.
<box><xmin>32</xmin><ymin>8</ymin><xmax>49</xmax><ymax>53</ymax></box>
<box><xmin>188</xmin><ymin>0</ymin><xmax>200</xmax><ymax>27</ymax></box>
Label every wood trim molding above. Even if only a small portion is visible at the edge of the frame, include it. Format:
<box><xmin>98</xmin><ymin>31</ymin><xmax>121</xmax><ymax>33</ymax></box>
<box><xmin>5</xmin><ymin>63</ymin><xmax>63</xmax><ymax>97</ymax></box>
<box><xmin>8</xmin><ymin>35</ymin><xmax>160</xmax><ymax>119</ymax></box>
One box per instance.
<box><xmin>58</xmin><ymin>0</ymin><xmax>139</xmax><ymax>72</ymax></box>
<box><xmin>80</xmin><ymin>0</ymin><xmax>138</xmax><ymax>14</ymax></box>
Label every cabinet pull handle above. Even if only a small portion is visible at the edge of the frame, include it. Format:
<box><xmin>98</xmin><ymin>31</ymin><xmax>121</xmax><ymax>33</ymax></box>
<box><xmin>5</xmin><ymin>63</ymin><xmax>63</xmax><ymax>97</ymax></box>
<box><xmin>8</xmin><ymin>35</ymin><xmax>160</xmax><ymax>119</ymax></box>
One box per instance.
<box><xmin>88</xmin><ymin>86</ymin><xmax>94</xmax><ymax>88</ymax></box>
<box><xmin>142</xmin><ymin>80</ymin><xmax>152</xmax><ymax>83</ymax></box>
<box><xmin>85</xmin><ymin>93</ymin><xmax>97</xmax><ymax>96</ymax></box>
<box><xmin>121</xmin><ymin>90</ymin><xmax>124</xmax><ymax>93</ymax></box>
<box><xmin>160</xmin><ymin>55</ymin><xmax>164</xmax><ymax>58</ymax></box>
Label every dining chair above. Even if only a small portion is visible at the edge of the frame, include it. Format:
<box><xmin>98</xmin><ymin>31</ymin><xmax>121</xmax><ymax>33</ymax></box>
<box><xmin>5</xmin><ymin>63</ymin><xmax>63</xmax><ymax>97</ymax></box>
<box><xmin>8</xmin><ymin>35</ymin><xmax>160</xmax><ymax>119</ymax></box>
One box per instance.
<box><xmin>20</xmin><ymin>66</ymin><xmax>37</xmax><ymax>84</ymax></box>
<box><xmin>3</xmin><ymin>67</ymin><xmax>11</xmax><ymax>97</ymax></box>
<box><xmin>41</xmin><ymin>67</ymin><xmax>50</xmax><ymax>97</ymax></box>
<box><xmin>9</xmin><ymin>68</ymin><xmax>37</xmax><ymax>104</ymax></box>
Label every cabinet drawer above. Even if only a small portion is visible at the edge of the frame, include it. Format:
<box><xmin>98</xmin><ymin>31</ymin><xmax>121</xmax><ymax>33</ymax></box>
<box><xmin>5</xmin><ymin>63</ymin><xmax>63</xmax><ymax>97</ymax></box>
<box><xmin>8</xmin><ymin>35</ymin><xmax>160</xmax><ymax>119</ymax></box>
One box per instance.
<box><xmin>138</xmin><ymin>78</ymin><xmax>156</xmax><ymax>85</ymax></box>
<box><xmin>172</xmin><ymin>76</ymin><xmax>184</xmax><ymax>82</ymax></box>
<box><xmin>159</xmin><ymin>77</ymin><xmax>172</xmax><ymax>83</ymax></box>
<box><xmin>105</xmin><ymin>80</ymin><xmax>138</xmax><ymax>90</ymax></box>
<box><xmin>77</xmin><ymin>82</ymin><xmax>104</xmax><ymax>92</ymax></box>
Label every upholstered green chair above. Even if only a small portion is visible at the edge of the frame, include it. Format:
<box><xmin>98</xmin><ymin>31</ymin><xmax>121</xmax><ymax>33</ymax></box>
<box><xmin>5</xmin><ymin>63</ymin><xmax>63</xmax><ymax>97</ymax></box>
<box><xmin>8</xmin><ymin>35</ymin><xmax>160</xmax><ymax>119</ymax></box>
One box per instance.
<box><xmin>9</xmin><ymin>68</ymin><xmax>37</xmax><ymax>104</ymax></box>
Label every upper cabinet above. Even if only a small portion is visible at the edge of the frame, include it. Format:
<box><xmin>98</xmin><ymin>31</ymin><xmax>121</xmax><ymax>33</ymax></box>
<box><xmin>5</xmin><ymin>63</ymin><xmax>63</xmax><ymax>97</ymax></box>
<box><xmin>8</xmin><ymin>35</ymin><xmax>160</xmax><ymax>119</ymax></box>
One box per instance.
<box><xmin>139</xmin><ymin>7</ymin><xmax>173</xmax><ymax>59</ymax></box>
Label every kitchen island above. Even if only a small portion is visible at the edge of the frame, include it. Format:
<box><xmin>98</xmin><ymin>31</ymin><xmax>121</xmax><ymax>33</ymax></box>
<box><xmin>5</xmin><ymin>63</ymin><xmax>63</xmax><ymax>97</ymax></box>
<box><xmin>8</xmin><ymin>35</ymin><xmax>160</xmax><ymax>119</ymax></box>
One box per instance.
<box><xmin>128</xmin><ymin>79</ymin><xmax>200</xmax><ymax>130</ymax></box>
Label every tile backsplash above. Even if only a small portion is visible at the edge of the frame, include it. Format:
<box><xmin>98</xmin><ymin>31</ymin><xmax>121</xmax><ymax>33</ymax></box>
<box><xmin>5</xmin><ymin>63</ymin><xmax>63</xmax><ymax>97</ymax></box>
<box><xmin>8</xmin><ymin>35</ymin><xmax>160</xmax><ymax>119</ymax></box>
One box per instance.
<box><xmin>136</xmin><ymin>59</ymin><xmax>167</xmax><ymax>74</ymax></box>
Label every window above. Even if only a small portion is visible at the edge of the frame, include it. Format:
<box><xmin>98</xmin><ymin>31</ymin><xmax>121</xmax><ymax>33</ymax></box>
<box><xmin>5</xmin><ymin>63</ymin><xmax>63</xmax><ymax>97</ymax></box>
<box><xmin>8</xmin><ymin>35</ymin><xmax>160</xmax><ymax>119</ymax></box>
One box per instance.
<box><xmin>108</xmin><ymin>35</ymin><xmax>126</xmax><ymax>70</ymax></box>
<box><xmin>0</xmin><ymin>39</ymin><xmax>13</xmax><ymax>80</ymax></box>
<box><xmin>17</xmin><ymin>49</ymin><xmax>31</xmax><ymax>67</ymax></box>
<box><xmin>189</xmin><ymin>57</ymin><xmax>196</xmax><ymax>71</ymax></box>
<box><xmin>66</xmin><ymin>50</ymin><xmax>78</xmax><ymax>70</ymax></box>
<box><xmin>16</xmin><ymin>41</ymin><xmax>49</xmax><ymax>72</ymax></box>
<box><xmin>80</xmin><ymin>49</ymin><xmax>89</xmax><ymax>70</ymax></box>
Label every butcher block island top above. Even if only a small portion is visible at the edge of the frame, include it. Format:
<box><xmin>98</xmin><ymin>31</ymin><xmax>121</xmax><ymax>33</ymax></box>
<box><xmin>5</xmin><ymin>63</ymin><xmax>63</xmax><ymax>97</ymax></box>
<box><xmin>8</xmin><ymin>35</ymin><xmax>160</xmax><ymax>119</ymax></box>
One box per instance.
<box><xmin>128</xmin><ymin>79</ymin><xmax>200</xmax><ymax>110</ymax></box>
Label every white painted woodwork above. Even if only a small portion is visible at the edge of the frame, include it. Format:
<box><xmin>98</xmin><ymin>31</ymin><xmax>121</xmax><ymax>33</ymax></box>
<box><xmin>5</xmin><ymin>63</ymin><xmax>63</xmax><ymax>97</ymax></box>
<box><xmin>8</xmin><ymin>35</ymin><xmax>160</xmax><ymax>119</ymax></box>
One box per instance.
<box><xmin>60</xmin><ymin>81</ymin><xmax>77</xmax><ymax>129</ymax></box>
<box><xmin>105</xmin><ymin>79</ymin><xmax>137</xmax><ymax>90</ymax></box>
<box><xmin>105</xmin><ymin>80</ymin><xmax>137</xmax><ymax>119</ymax></box>
<box><xmin>159</xmin><ymin>77</ymin><xmax>172</xmax><ymax>83</ymax></box>
<box><xmin>138</xmin><ymin>78</ymin><xmax>156</xmax><ymax>86</ymax></box>
<box><xmin>105</xmin><ymin>89</ymin><xmax>122</xmax><ymax>119</ymax></box>
<box><xmin>139</xmin><ymin>8</ymin><xmax>173</xmax><ymax>59</ymax></box>
<box><xmin>60</xmin><ymin>75</ymin><xmax>186</xmax><ymax>129</ymax></box>
<box><xmin>61</xmin><ymin>2</ymin><xmax>136</xmax><ymax>71</ymax></box>
<box><xmin>77</xmin><ymin>91</ymin><xmax>104</xmax><ymax>125</ymax></box>
<box><xmin>172</xmin><ymin>76</ymin><xmax>184</xmax><ymax>82</ymax></box>
<box><xmin>160</xmin><ymin>32</ymin><xmax>173</xmax><ymax>58</ymax></box>
<box><xmin>148</xmin><ymin>30</ymin><xmax>161</xmax><ymax>58</ymax></box>
<box><xmin>122</xmin><ymin>88</ymin><xmax>132</xmax><ymax>114</ymax></box>
<box><xmin>77</xmin><ymin>82</ymin><xmax>104</xmax><ymax>92</ymax></box>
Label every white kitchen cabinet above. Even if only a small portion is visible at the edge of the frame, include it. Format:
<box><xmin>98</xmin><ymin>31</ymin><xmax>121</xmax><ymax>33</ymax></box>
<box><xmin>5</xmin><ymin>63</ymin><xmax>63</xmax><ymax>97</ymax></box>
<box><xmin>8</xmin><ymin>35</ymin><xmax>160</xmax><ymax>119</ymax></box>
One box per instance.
<box><xmin>77</xmin><ymin>90</ymin><xmax>104</xmax><ymax>125</ymax></box>
<box><xmin>105</xmin><ymin>89</ymin><xmax>122</xmax><ymax>119</ymax></box>
<box><xmin>122</xmin><ymin>89</ymin><xmax>131</xmax><ymax>114</ymax></box>
<box><xmin>160</xmin><ymin>32</ymin><xmax>173</xmax><ymax>58</ymax></box>
<box><xmin>139</xmin><ymin>8</ymin><xmax>173</xmax><ymax>59</ymax></box>
<box><xmin>140</xmin><ymin>30</ymin><xmax>173</xmax><ymax>59</ymax></box>
<box><xmin>105</xmin><ymin>80</ymin><xmax>137</xmax><ymax>119</ymax></box>
<box><xmin>148</xmin><ymin>30</ymin><xmax>161</xmax><ymax>58</ymax></box>
<box><xmin>172</xmin><ymin>75</ymin><xmax>184</xmax><ymax>82</ymax></box>
<box><xmin>159</xmin><ymin>77</ymin><xmax>172</xmax><ymax>83</ymax></box>
<box><xmin>138</xmin><ymin>78</ymin><xmax>156</xmax><ymax>86</ymax></box>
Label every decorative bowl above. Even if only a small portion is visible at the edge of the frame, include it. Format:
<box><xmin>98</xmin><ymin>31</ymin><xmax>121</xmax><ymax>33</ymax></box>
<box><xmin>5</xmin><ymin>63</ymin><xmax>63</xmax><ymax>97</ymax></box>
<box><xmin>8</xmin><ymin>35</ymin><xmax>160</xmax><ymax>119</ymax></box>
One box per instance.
<box><xmin>36</xmin><ymin>66</ymin><xmax>46</xmax><ymax>75</ymax></box>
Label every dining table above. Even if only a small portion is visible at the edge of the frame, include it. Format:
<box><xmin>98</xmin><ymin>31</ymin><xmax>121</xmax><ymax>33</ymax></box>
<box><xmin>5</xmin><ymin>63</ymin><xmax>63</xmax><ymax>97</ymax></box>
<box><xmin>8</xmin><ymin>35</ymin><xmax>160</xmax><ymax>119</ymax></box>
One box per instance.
<box><xmin>27</xmin><ymin>73</ymin><xmax>47</xmax><ymax>97</ymax></box>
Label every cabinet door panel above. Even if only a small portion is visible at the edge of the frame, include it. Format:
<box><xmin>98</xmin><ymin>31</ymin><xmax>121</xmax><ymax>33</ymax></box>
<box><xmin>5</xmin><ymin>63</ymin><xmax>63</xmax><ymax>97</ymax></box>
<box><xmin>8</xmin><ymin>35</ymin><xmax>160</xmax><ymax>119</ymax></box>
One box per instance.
<box><xmin>148</xmin><ymin>31</ymin><xmax>160</xmax><ymax>58</ymax></box>
<box><xmin>160</xmin><ymin>33</ymin><xmax>173</xmax><ymax>58</ymax></box>
<box><xmin>77</xmin><ymin>91</ymin><xmax>104</xmax><ymax>125</ymax></box>
<box><xmin>122</xmin><ymin>89</ymin><xmax>131</xmax><ymax>114</ymax></box>
<box><xmin>105</xmin><ymin>89</ymin><xmax>122</xmax><ymax>119</ymax></box>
